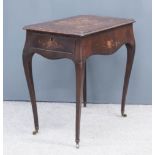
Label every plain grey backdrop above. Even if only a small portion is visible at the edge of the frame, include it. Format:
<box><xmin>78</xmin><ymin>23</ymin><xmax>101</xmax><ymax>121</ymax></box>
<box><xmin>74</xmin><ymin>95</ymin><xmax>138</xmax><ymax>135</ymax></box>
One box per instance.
<box><xmin>4</xmin><ymin>0</ymin><xmax>152</xmax><ymax>104</ymax></box>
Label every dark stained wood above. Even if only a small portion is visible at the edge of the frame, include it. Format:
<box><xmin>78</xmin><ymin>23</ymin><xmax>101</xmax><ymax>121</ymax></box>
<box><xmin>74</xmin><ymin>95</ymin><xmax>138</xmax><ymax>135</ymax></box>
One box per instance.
<box><xmin>23</xmin><ymin>15</ymin><xmax>135</xmax><ymax>36</ymax></box>
<box><xmin>22</xmin><ymin>50</ymin><xmax>39</xmax><ymax>135</ymax></box>
<box><xmin>121</xmin><ymin>43</ymin><xmax>135</xmax><ymax>117</ymax></box>
<box><xmin>83</xmin><ymin>62</ymin><xmax>87</xmax><ymax>107</ymax></box>
<box><xmin>75</xmin><ymin>61</ymin><xmax>85</xmax><ymax>148</ymax></box>
<box><xmin>22</xmin><ymin>15</ymin><xmax>136</xmax><ymax>148</ymax></box>
<box><xmin>30</xmin><ymin>32</ymin><xmax>76</xmax><ymax>53</ymax></box>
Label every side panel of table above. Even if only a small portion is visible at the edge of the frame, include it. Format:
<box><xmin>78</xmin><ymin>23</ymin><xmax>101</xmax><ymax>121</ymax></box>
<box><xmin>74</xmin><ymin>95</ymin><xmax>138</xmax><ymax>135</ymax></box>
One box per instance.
<box><xmin>79</xmin><ymin>24</ymin><xmax>135</xmax><ymax>117</ymax></box>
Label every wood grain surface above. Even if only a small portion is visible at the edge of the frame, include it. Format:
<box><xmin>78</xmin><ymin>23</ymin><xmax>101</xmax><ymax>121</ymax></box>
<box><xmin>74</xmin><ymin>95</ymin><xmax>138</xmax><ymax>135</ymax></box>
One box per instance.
<box><xmin>23</xmin><ymin>15</ymin><xmax>135</xmax><ymax>36</ymax></box>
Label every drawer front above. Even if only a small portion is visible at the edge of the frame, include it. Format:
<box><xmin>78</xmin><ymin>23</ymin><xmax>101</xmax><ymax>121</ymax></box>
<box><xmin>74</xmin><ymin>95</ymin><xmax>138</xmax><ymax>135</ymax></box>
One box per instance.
<box><xmin>30</xmin><ymin>33</ymin><xmax>76</xmax><ymax>53</ymax></box>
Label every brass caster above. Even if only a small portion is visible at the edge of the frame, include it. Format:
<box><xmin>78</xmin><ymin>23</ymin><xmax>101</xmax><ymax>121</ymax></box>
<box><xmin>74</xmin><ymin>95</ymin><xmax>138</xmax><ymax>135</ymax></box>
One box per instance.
<box><xmin>32</xmin><ymin>130</ymin><xmax>38</xmax><ymax>135</ymax></box>
<box><xmin>122</xmin><ymin>113</ymin><xmax>127</xmax><ymax>117</ymax></box>
<box><xmin>76</xmin><ymin>143</ymin><xmax>80</xmax><ymax>149</ymax></box>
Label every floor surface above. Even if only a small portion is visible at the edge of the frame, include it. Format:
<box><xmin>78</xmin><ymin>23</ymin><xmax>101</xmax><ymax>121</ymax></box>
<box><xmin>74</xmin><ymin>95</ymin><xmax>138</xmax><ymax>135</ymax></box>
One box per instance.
<box><xmin>3</xmin><ymin>102</ymin><xmax>152</xmax><ymax>155</ymax></box>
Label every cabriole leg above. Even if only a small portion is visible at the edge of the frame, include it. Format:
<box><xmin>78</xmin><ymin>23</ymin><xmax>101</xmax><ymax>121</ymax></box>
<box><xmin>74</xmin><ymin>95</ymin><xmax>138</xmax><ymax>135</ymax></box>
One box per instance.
<box><xmin>22</xmin><ymin>51</ymin><xmax>39</xmax><ymax>134</ymax></box>
<box><xmin>121</xmin><ymin>43</ymin><xmax>135</xmax><ymax>117</ymax></box>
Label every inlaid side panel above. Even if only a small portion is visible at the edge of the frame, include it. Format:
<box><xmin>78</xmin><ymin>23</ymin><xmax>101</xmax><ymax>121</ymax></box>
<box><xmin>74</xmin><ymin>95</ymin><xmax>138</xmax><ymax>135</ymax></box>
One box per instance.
<box><xmin>80</xmin><ymin>24</ymin><xmax>135</xmax><ymax>59</ymax></box>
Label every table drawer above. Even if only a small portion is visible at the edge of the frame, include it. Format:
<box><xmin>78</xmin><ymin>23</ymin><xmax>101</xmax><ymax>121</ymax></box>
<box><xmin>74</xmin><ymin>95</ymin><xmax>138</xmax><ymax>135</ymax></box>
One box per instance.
<box><xmin>30</xmin><ymin>33</ymin><xmax>76</xmax><ymax>53</ymax></box>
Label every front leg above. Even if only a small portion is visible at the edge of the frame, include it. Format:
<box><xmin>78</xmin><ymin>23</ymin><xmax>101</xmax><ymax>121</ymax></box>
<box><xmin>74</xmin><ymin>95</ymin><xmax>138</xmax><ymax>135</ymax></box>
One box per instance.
<box><xmin>75</xmin><ymin>61</ymin><xmax>85</xmax><ymax>148</ymax></box>
<box><xmin>121</xmin><ymin>42</ymin><xmax>135</xmax><ymax>117</ymax></box>
<box><xmin>22</xmin><ymin>50</ymin><xmax>39</xmax><ymax>134</ymax></box>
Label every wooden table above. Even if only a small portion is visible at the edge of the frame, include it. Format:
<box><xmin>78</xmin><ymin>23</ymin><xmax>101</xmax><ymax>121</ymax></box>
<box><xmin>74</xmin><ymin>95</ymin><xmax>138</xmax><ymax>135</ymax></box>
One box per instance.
<box><xmin>23</xmin><ymin>15</ymin><xmax>135</xmax><ymax>148</ymax></box>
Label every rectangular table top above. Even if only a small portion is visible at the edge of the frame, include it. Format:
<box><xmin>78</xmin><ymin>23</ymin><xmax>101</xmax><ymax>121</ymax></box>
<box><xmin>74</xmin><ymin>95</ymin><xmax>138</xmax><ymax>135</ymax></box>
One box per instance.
<box><xmin>23</xmin><ymin>15</ymin><xmax>135</xmax><ymax>36</ymax></box>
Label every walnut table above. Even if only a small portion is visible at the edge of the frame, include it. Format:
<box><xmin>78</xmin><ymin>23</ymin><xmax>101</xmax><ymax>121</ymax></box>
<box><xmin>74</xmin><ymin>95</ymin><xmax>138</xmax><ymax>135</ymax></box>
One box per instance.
<box><xmin>22</xmin><ymin>15</ymin><xmax>135</xmax><ymax>148</ymax></box>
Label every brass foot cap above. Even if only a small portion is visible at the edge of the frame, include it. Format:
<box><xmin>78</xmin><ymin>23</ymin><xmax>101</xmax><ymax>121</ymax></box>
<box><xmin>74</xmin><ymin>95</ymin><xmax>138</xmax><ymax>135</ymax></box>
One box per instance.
<box><xmin>122</xmin><ymin>113</ymin><xmax>127</xmax><ymax>117</ymax></box>
<box><xmin>76</xmin><ymin>143</ymin><xmax>79</xmax><ymax>149</ymax></box>
<box><xmin>32</xmin><ymin>130</ymin><xmax>38</xmax><ymax>135</ymax></box>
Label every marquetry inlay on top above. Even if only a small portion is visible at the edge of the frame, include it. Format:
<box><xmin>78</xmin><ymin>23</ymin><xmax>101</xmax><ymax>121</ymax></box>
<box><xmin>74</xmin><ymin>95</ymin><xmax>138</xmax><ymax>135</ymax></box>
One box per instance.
<box><xmin>23</xmin><ymin>15</ymin><xmax>135</xmax><ymax>36</ymax></box>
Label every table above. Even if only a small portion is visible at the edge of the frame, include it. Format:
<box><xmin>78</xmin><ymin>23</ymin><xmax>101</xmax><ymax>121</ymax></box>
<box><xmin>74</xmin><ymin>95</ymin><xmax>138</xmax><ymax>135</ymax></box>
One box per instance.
<box><xmin>22</xmin><ymin>15</ymin><xmax>135</xmax><ymax>148</ymax></box>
